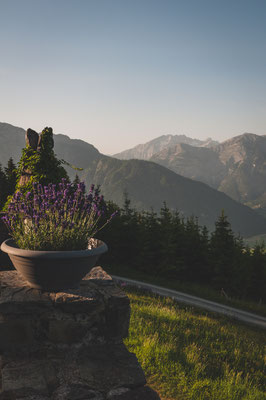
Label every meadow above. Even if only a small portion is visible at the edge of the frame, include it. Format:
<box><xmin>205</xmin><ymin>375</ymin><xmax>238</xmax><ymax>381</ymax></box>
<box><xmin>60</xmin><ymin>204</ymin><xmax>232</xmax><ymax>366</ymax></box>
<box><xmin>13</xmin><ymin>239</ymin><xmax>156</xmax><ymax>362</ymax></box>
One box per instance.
<box><xmin>124</xmin><ymin>288</ymin><xmax>266</xmax><ymax>400</ymax></box>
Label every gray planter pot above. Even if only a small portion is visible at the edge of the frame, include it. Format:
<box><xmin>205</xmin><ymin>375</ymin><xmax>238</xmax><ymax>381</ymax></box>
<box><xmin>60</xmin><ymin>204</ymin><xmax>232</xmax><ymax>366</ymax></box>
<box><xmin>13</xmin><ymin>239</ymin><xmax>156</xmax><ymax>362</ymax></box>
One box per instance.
<box><xmin>1</xmin><ymin>238</ymin><xmax>108</xmax><ymax>291</ymax></box>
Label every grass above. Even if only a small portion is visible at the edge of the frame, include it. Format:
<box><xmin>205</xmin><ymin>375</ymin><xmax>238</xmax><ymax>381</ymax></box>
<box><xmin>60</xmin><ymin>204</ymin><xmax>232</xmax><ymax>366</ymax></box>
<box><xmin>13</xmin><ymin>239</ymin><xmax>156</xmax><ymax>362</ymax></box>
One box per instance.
<box><xmin>104</xmin><ymin>263</ymin><xmax>266</xmax><ymax>317</ymax></box>
<box><xmin>124</xmin><ymin>288</ymin><xmax>266</xmax><ymax>400</ymax></box>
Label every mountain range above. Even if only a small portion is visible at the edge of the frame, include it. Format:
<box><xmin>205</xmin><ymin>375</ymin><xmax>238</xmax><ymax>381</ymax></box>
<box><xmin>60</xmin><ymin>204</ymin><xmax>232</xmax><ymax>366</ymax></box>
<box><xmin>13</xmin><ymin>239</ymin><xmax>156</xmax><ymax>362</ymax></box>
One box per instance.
<box><xmin>1</xmin><ymin>122</ymin><xmax>266</xmax><ymax>237</ymax></box>
<box><xmin>113</xmin><ymin>134</ymin><xmax>219</xmax><ymax>160</ymax></box>
<box><xmin>114</xmin><ymin>132</ymin><xmax>266</xmax><ymax>211</ymax></box>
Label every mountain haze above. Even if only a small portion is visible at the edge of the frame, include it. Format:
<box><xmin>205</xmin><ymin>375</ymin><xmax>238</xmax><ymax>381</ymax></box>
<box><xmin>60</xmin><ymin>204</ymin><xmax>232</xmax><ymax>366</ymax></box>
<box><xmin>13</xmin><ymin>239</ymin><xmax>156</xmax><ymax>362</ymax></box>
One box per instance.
<box><xmin>1</xmin><ymin>122</ymin><xmax>266</xmax><ymax>237</ymax></box>
<box><xmin>217</xmin><ymin>133</ymin><xmax>266</xmax><ymax>206</ymax></box>
<box><xmin>0</xmin><ymin>123</ymin><xmax>26</xmax><ymax>166</ymax></box>
<box><xmin>150</xmin><ymin>133</ymin><xmax>266</xmax><ymax>209</ymax></box>
<box><xmin>80</xmin><ymin>157</ymin><xmax>266</xmax><ymax>236</ymax></box>
<box><xmin>150</xmin><ymin>143</ymin><xmax>226</xmax><ymax>188</ymax></box>
<box><xmin>113</xmin><ymin>134</ymin><xmax>219</xmax><ymax>160</ymax></box>
<box><xmin>0</xmin><ymin>122</ymin><xmax>101</xmax><ymax>172</ymax></box>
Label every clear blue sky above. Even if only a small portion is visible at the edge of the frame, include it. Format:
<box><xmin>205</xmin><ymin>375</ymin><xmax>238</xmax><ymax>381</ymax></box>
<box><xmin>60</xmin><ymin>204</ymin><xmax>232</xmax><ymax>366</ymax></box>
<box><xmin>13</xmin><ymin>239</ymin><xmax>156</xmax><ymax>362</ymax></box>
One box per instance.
<box><xmin>1</xmin><ymin>0</ymin><xmax>266</xmax><ymax>154</ymax></box>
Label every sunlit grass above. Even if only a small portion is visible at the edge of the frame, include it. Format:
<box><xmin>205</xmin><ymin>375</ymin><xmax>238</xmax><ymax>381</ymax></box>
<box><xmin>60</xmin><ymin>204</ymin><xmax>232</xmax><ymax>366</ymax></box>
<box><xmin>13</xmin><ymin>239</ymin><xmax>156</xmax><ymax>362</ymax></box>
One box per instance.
<box><xmin>124</xmin><ymin>288</ymin><xmax>266</xmax><ymax>400</ymax></box>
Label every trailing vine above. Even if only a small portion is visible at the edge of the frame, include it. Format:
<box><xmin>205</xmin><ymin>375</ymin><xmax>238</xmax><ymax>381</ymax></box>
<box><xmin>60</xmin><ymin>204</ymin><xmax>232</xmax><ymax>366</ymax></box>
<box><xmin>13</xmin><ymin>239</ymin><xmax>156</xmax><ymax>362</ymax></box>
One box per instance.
<box><xmin>17</xmin><ymin>127</ymin><xmax>69</xmax><ymax>191</ymax></box>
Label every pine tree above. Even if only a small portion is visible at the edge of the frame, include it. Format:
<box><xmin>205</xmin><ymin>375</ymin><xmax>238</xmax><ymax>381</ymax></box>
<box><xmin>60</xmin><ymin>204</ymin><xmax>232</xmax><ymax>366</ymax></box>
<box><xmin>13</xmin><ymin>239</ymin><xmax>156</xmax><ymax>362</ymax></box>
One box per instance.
<box><xmin>183</xmin><ymin>216</ymin><xmax>203</xmax><ymax>281</ymax></box>
<box><xmin>140</xmin><ymin>209</ymin><xmax>161</xmax><ymax>273</ymax></box>
<box><xmin>72</xmin><ymin>174</ymin><xmax>81</xmax><ymax>193</ymax></box>
<box><xmin>157</xmin><ymin>202</ymin><xmax>178</xmax><ymax>276</ymax></box>
<box><xmin>199</xmin><ymin>225</ymin><xmax>211</xmax><ymax>283</ymax></box>
<box><xmin>248</xmin><ymin>243</ymin><xmax>266</xmax><ymax>302</ymax></box>
<box><xmin>122</xmin><ymin>191</ymin><xmax>134</xmax><ymax>218</ymax></box>
<box><xmin>4</xmin><ymin>158</ymin><xmax>17</xmax><ymax>197</ymax></box>
<box><xmin>73</xmin><ymin>174</ymin><xmax>81</xmax><ymax>188</ymax></box>
<box><xmin>118</xmin><ymin>193</ymin><xmax>141</xmax><ymax>269</ymax></box>
<box><xmin>171</xmin><ymin>210</ymin><xmax>186</xmax><ymax>278</ymax></box>
<box><xmin>210</xmin><ymin>210</ymin><xmax>243</xmax><ymax>294</ymax></box>
<box><xmin>0</xmin><ymin>164</ymin><xmax>8</xmax><ymax>209</ymax></box>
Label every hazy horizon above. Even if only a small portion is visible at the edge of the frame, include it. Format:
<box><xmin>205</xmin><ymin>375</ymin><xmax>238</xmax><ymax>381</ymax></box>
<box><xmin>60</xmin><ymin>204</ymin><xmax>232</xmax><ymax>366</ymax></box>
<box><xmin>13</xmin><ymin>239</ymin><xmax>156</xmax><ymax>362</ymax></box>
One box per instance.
<box><xmin>1</xmin><ymin>0</ymin><xmax>266</xmax><ymax>154</ymax></box>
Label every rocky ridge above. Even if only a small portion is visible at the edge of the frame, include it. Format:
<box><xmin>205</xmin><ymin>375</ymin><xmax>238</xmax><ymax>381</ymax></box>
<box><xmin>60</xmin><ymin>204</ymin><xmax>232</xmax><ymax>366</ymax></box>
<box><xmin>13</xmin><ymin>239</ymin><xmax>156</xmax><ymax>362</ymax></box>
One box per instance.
<box><xmin>150</xmin><ymin>133</ymin><xmax>266</xmax><ymax>208</ymax></box>
<box><xmin>113</xmin><ymin>134</ymin><xmax>219</xmax><ymax>160</ymax></box>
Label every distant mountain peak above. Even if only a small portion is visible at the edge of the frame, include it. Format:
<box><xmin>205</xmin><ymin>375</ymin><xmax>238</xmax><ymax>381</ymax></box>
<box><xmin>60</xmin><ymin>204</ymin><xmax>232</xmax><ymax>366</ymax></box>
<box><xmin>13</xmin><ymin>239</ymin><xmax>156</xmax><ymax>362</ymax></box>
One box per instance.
<box><xmin>221</xmin><ymin>132</ymin><xmax>262</xmax><ymax>146</ymax></box>
<box><xmin>113</xmin><ymin>134</ymin><xmax>219</xmax><ymax>160</ymax></box>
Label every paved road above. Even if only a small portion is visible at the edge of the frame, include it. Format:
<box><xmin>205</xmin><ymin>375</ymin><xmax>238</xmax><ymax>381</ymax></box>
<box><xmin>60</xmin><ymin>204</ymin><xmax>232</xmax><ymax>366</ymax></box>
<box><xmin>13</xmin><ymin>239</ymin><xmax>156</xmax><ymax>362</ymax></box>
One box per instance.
<box><xmin>112</xmin><ymin>275</ymin><xmax>266</xmax><ymax>330</ymax></box>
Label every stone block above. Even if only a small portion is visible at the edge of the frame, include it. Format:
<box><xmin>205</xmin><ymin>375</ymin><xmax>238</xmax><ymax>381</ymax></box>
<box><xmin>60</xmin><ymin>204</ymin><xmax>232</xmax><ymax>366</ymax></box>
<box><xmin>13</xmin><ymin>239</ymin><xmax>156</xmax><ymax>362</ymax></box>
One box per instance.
<box><xmin>52</xmin><ymin>385</ymin><xmax>104</xmax><ymax>400</ymax></box>
<box><xmin>2</xmin><ymin>361</ymin><xmax>48</xmax><ymax>395</ymax></box>
<box><xmin>0</xmin><ymin>268</ymin><xmax>130</xmax><ymax>348</ymax></box>
<box><xmin>0</xmin><ymin>344</ymin><xmax>146</xmax><ymax>399</ymax></box>
<box><xmin>107</xmin><ymin>386</ymin><xmax>161</xmax><ymax>400</ymax></box>
<box><xmin>0</xmin><ymin>267</ymin><xmax>160</xmax><ymax>399</ymax></box>
<box><xmin>0</xmin><ymin>316</ymin><xmax>34</xmax><ymax>352</ymax></box>
<box><xmin>104</xmin><ymin>286</ymin><xmax>130</xmax><ymax>340</ymax></box>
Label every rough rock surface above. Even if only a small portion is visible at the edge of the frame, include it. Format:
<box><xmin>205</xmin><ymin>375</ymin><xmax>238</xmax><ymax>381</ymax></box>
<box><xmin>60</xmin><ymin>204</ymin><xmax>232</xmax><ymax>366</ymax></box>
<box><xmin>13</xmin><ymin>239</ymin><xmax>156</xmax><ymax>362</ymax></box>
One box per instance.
<box><xmin>0</xmin><ymin>267</ymin><xmax>160</xmax><ymax>399</ymax></box>
<box><xmin>18</xmin><ymin>168</ymin><xmax>33</xmax><ymax>187</ymax></box>
<box><xmin>25</xmin><ymin>129</ymin><xmax>39</xmax><ymax>151</ymax></box>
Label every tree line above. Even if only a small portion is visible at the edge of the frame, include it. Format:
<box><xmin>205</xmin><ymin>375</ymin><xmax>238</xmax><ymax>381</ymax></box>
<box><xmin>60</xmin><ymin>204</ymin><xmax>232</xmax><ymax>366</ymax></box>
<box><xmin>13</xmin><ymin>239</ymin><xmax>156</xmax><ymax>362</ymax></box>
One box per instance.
<box><xmin>98</xmin><ymin>195</ymin><xmax>266</xmax><ymax>303</ymax></box>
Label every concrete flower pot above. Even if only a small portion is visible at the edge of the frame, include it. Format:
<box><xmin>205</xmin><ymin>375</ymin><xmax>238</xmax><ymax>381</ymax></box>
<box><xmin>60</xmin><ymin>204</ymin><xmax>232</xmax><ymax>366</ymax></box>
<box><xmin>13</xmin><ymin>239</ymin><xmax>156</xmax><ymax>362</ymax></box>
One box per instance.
<box><xmin>0</xmin><ymin>238</ymin><xmax>108</xmax><ymax>291</ymax></box>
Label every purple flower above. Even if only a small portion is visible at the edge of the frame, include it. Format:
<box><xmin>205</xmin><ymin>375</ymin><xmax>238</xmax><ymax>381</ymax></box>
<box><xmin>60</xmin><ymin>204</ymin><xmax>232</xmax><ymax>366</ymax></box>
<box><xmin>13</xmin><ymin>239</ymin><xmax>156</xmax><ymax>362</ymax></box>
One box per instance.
<box><xmin>26</xmin><ymin>192</ymin><xmax>32</xmax><ymax>201</ymax></box>
<box><xmin>89</xmin><ymin>184</ymin><xmax>94</xmax><ymax>193</ymax></box>
<box><xmin>1</xmin><ymin>216</ymin><xmax>10</xmax><ymax>227</ymax></box>
<box><xmin>14</xmin><ymin>192</ymin><xmax>21</xmax><ymax>201</ymax></box>
<box><xmin>2</xmin><ymin>178</ymin><xmax>117</xmax><ymax>250</ymax></box>
<box><xmin>111</xmin><ymin>211</ymin><xmax>119</xmax><ymax>218</ymax></box>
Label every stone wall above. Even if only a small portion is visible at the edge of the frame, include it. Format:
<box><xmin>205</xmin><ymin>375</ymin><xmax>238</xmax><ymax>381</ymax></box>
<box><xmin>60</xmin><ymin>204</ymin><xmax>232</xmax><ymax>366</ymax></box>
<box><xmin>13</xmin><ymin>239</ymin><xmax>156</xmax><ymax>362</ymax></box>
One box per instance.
<box><xmin>0</xmin><ymin>267</ymin><xmax>160</xmax><ymax>400</ymax></box>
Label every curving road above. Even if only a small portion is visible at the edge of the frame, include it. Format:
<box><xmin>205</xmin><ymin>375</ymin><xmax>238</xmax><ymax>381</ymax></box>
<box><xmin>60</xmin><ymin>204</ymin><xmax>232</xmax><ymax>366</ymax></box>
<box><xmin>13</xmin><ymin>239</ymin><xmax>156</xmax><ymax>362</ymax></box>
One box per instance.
<box><xmin>112</xmin><ymin>275</ymin><xmax>266</xmax><ymax>330</ymax></box>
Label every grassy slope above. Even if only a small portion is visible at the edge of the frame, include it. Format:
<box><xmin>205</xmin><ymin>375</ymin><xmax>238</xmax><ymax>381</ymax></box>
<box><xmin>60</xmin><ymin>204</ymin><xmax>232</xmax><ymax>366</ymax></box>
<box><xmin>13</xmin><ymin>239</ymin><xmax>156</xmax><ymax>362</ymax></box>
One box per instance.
<box><xmin>124</xmin><ymin>288</ymin><xmax>266</xmax><ymax>400</ymax></box>
<box><xmin>105</xmin><ymin>264</ymin><xmax>266</xmax><ymax>317</ymax></box>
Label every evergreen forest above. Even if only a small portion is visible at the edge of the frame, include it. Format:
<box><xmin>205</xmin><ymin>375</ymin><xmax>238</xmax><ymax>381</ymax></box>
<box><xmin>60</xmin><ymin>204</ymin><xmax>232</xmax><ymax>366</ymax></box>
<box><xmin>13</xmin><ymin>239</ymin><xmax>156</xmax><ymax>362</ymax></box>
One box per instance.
<box><xmin>99</xmin><ymin>196</ymin><xmax>266</xmax><ymax>304</ymax></box>
<box><xmin>0</xmin><ymin>158</ymin><xmax>265</xmax><ymax>304</ymax></box>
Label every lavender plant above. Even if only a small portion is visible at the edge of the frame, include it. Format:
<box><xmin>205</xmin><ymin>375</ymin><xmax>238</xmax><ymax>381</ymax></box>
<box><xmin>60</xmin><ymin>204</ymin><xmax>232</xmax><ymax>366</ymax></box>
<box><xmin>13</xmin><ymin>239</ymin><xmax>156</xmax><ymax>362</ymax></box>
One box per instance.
<box><xmin>2</xmin><ymin>178</ymin><xmax>117</xmax><ymax>251</ymax></box>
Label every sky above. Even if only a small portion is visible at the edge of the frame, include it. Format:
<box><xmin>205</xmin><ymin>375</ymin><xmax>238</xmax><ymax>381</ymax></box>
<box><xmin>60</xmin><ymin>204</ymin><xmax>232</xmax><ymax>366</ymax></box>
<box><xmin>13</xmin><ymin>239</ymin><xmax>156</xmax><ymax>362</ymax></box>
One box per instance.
<box><xmin>0</xmin><ymin>0</ymin><xmax>266</xmax><ymax>154</ymax></box>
